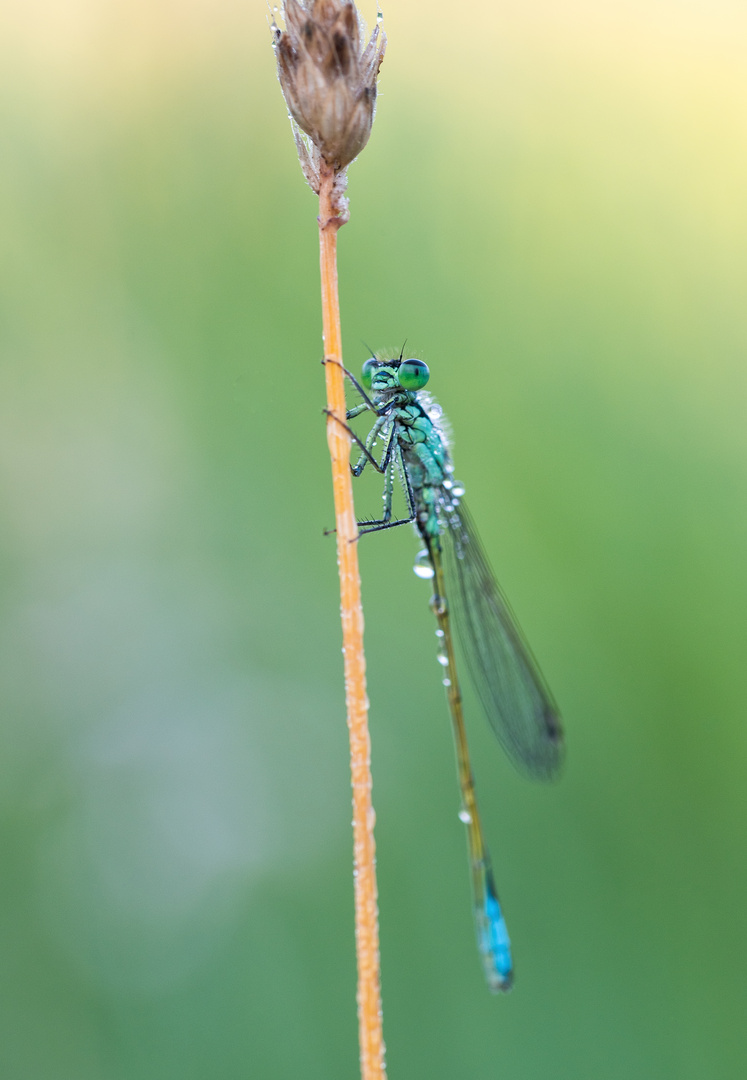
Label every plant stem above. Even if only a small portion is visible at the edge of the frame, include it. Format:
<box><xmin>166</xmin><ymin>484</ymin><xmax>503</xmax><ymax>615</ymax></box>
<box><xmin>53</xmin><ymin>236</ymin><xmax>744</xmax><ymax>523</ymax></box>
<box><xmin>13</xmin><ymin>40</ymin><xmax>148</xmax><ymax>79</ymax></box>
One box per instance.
<box><xmin>318</xmin><ymin>159</ymin><xmax>386</xmax><ymax>1080</ymax></box>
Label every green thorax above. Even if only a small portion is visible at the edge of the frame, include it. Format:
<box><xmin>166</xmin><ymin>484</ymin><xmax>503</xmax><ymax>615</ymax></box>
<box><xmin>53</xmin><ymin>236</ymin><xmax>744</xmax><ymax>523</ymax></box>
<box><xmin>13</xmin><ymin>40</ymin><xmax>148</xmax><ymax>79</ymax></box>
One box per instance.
<box><xmin>362</xmin><ymin>356</ymin><xmax>455</xmax><ymax>541</ymax></box>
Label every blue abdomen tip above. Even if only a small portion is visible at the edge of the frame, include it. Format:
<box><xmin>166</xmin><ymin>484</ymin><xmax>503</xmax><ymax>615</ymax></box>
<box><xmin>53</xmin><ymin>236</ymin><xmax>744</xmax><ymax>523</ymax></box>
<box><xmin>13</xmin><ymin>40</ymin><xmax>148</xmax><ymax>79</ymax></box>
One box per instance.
<box><xmin>485</xmin><ymin>889</ymin><xmax>513</xmax><ymax>987</ymax></box>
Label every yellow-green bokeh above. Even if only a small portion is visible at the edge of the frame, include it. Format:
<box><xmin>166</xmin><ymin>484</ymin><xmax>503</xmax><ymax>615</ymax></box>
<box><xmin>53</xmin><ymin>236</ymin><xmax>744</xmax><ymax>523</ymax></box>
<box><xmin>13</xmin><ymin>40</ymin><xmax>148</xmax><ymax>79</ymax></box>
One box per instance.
<box><xmin>1</xmin><ymin>1</ymin><xmax>746</xmax><ymax>1076</ymax></box>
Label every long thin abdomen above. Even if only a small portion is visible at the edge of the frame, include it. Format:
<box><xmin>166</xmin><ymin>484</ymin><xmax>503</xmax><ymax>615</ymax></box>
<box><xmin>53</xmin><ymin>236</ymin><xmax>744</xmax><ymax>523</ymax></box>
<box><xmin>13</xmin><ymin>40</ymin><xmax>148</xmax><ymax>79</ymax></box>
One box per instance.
<box><xmin>426</xmin><ymin>537</ymin><xmax>514</xmax><ymax>992</ymax></box>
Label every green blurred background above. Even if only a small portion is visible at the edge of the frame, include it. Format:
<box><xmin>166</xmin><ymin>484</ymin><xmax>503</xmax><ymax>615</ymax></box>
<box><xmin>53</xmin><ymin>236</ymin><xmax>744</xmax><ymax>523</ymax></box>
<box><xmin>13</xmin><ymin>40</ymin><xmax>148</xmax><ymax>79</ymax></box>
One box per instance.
<box><xmin>1</xmin><ymin>1</ymin><xmax>746</xmax><ymax>1076</ymax></box>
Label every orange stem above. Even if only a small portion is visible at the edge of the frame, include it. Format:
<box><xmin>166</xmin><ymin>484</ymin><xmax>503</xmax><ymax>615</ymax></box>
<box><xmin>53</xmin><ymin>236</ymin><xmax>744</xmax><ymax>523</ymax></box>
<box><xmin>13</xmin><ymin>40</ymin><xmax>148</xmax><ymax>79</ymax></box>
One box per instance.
<box><xmin>318</xmin><ymin>160</ymin><xmax>386</xmax><ymax>1080</ymax></box>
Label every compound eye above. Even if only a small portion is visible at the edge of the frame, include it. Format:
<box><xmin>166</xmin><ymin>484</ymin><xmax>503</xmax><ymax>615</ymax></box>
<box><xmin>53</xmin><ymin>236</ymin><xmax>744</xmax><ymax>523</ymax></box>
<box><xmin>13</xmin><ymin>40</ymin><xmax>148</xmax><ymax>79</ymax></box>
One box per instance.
<box><xmin>398</xmin><ymin>358</ymin><xmax>430</xmax><ymax>390</ymax></box>
<box><xmin>361</xmin><ymin>358</ymin><xmax>377</xmax><ymax>390</ymax></box>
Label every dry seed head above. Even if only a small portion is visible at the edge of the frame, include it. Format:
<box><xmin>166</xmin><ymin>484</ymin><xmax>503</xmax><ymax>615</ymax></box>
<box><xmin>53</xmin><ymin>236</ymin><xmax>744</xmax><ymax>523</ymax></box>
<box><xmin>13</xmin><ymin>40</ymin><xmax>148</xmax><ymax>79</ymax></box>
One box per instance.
<box><xmin>273</xmin><ymin>0</ymin><xmax>386</xmax><ymax>181</ymax></box>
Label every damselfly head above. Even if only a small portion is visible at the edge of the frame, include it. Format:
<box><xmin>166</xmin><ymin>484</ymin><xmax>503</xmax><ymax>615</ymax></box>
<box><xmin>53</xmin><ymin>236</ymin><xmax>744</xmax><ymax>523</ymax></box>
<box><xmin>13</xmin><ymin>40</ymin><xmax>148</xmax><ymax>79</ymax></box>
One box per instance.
<box><xmin>361</xmin><ymin>355</ymin><xmax>430</xmax><ymax>393</ymax></box>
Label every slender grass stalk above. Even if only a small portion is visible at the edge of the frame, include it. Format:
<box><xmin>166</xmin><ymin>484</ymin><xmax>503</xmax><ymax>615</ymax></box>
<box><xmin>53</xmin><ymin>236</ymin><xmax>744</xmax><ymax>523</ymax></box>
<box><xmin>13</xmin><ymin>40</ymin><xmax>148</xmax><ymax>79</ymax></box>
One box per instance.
<box><xmin>319</xmin><ymin>158</ymin><xmax>386</xmax><ymax>1080</ymax></box>
<box><xmin>272</xmin><ymin>5</ymin><xmax>387</xmax><ymax>1076</ymax></box>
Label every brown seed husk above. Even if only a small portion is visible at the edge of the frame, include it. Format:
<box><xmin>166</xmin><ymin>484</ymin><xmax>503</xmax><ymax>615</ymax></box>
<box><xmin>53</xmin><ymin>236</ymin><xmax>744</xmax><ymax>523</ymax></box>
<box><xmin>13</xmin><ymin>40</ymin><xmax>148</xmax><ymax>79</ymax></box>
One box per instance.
<box><xmin>274</xmin><ymin>0</ymin><xmax>386</xmax><ymax>174</ymax></box>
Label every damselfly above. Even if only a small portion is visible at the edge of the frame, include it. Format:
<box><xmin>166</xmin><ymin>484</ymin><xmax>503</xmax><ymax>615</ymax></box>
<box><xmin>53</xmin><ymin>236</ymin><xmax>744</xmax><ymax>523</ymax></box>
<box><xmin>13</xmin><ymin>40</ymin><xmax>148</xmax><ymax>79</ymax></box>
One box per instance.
<box><xmin>334</xmin><ymin>349</ymin><xmax>563</xmax><ymax>991</ymax></box>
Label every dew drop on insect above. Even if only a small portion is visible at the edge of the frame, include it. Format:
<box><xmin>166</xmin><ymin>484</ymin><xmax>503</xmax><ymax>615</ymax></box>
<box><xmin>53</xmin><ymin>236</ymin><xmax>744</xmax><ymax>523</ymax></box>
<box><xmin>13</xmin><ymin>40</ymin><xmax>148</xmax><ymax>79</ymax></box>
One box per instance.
<box><xmin>452</xmin><ymin>484</ymin><xmax>465</xmax><ymax>498</ymax></box>
<box><xmin>435</xmin><ymin>628</ymin><xmax>444</xmax><ymax>638</ymax></box>
<box><xmin>443</xmin><ymin>479</ymin><xmax>453</xmax><ymax>490</ymax></box>
<box><xmin>442</xmin><ymin>677</ymin><xmax>451</xmax><ymax>687</ymax></box>
<box><xmin>458</xmin><ymin>808</ymin><xmax>472</xmax><ymax>824</ymax></box>
<box><xmin>413</xmin><ymin>549</ymin><xmax>434</xmax><ymax>579</ymax></box>
<box><xmin>436</xmin><ymin>649</ymin><xmax>449</xmax><ymax>666</ymax></box>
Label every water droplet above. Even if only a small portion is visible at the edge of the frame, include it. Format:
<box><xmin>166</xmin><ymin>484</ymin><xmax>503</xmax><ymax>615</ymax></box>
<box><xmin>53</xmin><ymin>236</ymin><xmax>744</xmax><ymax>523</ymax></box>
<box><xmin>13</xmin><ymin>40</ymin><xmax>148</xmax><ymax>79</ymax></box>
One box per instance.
<box><xmin>377</xmin><ymin>8</ymin><xmax>384</xmax><ymax>23</ymax></box>
<box><xmin>435</xmin><ymin>628</ymin><xmax>445</xmax><ymax>638</ymax></box>
<box><xmin>452</xmin><ymin>484</ymin><xmax>465</xmax><ymax>498</ymax></box>
<box><xmin>458</xmin><ymin>809</ymin><xmax>472</xmax><ymax>824</ymax></box>
<box><xmin>443</xmin><ymin>479</ymin><xmax>453</xmax><ymax>490</ymax></box>
<box><xmin>436</xmin><ymin>649</ymin><xmax>449</xmax><ymax>667</ymax></box>
<box><xmin>442</xmin><ymin>677</ymin><xmax>451</xmax><ymax>687</ymax></box>
<box><xmin>413</xmin><ymin>550</ymin><xmax>434</xmax><ymax>579</ymax></box>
